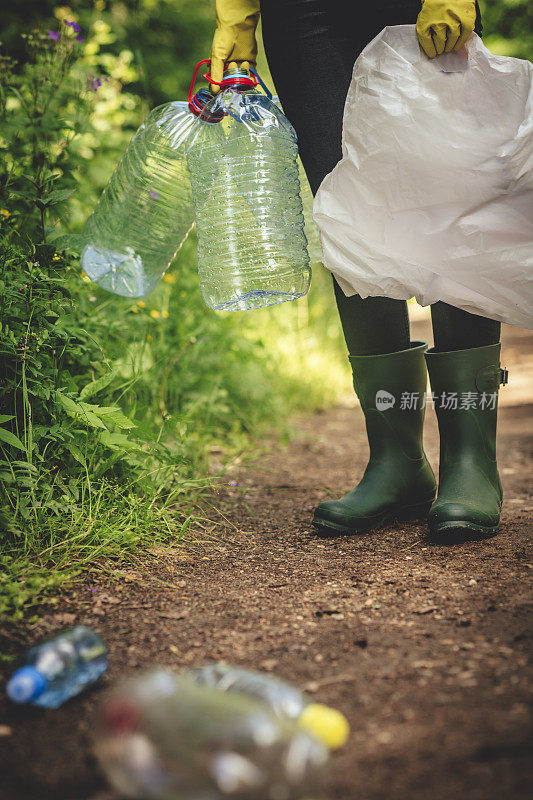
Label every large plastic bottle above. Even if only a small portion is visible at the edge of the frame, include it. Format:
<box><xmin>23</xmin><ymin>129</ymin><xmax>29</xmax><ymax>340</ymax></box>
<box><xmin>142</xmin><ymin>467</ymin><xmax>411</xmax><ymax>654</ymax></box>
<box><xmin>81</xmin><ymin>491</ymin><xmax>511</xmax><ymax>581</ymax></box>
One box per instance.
<box><xmin>80</xmin><ymin>101</ymin><xmax>197</xmax><ymax>296</ymax></box>
<box><xmin>6</xmin><ymin>626</ymin><xmax>108</xmax><ymax>708</ymax></box>
<box><xmin>96</xmin><ymin>669</ymin><xmax>329</xmax><ymax>800</ymax></box>
<box><xmin>187</xmin><ymin>663</ymin><xmax>349</xmax><ymax>750</ymax></box>
<box><xmin>187</xmin><ymin>67</ymin><xmax>311</xmax><ymax>311</ymax></box>
<box><xmin>79</xmin><ymin>62</ymin><xmax>313</xmax><ymax>308</ymax></box>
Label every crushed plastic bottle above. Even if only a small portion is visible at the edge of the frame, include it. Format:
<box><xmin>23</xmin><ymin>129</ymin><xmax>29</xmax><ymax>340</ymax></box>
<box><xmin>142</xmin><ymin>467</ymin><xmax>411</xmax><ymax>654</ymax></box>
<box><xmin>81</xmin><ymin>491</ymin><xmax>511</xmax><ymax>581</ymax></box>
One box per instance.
<box><xmin>80</xmin><ymin>101</ymin><xmax>196</xmax><ymax>296</ymax></box>
<box><xmin>80</xmin><ymin>61</ymin><xmax>313</xmax><ymax>309</ymax></box>
<box><xmin>96</xmin><ymin>669</ymin><xmax>329</xmax><ymax>800</ymax></box>
<box><xmin>188</xmin><ymin>663</ymin><xmax>349</xmax><ymax>750</ymax></box>
<box><xmin>6</xmin><ymin>626</ymin><xmax>108</xmax><ymax>709</ymax></box>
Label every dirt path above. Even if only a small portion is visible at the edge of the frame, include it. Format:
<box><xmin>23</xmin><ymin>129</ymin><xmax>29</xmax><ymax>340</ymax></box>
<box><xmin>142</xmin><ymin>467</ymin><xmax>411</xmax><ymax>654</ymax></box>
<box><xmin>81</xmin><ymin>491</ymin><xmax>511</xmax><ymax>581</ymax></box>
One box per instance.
<box><xmin>1</xmin><ymin>319</ymin><xmax>532</xmax><ymax>800</ymax></box>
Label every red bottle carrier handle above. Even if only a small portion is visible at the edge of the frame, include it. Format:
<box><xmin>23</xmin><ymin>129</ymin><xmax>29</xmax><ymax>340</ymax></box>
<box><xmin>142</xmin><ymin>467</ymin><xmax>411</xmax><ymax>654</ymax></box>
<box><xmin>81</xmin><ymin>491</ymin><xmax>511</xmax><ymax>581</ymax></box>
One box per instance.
<box><xmin>187</xmin><ymin>59</ymin><xmax>259</xmax><ymax>115</ymax></box>
<box><xmin>187</xmin><ymin>59</ymin><xmax>210</xmax><ymax>112</ymax></box>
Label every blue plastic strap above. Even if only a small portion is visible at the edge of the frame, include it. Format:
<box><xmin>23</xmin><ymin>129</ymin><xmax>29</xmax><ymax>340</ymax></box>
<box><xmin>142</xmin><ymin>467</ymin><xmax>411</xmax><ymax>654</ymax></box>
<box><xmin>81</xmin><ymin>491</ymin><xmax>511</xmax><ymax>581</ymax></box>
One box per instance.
<box><xmin>250</xmin><ymin>68</ymin><xmax>272</xmax><ymax>99</ymax></box>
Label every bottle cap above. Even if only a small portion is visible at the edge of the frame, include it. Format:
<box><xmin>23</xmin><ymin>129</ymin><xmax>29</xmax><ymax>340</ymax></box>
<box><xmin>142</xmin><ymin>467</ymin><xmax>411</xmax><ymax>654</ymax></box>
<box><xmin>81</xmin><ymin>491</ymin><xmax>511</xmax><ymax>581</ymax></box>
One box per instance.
<box><xmin>298</xmin><ymin>702</ymin><xmax>350</xmax><ymax>750</ymax></box>
<box><xmin>6</xmin><ymin>666</ymin><xmax>47</xmax><ymax>704</ymax></box>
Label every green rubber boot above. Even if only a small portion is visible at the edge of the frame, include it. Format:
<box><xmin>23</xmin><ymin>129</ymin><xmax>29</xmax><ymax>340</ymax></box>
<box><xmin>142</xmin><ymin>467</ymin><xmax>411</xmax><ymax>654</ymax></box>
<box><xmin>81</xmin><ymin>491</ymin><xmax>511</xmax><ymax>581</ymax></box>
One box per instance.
<box><xmin>313</xmin><ymin>341</ymin><xmax>437</xmax><ymax>536</ymax></box>
<box><xmin>425</xmin><ymin>343</ymin><xmax>507</xmax><ymax>540</ymax></box>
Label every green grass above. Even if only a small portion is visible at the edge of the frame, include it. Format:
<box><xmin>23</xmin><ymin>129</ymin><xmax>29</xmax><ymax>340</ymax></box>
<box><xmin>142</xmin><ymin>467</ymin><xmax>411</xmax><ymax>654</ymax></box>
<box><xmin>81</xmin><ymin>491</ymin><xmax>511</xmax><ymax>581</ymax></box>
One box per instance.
<box><xmin>0</xmin><ymin>243</ymin><xmax>349</xmax><ymax>622</ymax></box>
<box><xmin>0</xmin><ymin>17</ymin><xmax>350</xmax><ymax>623</ymax></box>
<box><xmin>0</xmin><ymin>474</ymin><xmax>207</xmax><ymax>620</ymax></box>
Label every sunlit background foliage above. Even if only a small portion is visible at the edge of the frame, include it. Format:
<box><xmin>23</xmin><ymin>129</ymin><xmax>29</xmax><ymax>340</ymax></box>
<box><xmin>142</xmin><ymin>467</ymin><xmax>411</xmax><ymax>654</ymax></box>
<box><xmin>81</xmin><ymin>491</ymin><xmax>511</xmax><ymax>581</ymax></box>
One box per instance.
<box><xmin>0</xmin><ymin>0</ymin><xmax>531</xmax><ymax>618</ymax></box>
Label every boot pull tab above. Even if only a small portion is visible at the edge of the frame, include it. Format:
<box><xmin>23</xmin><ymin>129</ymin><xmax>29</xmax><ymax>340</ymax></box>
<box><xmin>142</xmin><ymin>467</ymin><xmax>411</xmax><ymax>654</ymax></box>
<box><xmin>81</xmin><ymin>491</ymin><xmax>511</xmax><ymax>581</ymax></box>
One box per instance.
<box><xmin>500</xmin><ymin>367</ymin><xmax>509</xmax><ymax>386</ymax></box>
<box><xmin>475</xmin><ymin>365</ymin><xmax>501</xmax><ymax>394</ymax></box>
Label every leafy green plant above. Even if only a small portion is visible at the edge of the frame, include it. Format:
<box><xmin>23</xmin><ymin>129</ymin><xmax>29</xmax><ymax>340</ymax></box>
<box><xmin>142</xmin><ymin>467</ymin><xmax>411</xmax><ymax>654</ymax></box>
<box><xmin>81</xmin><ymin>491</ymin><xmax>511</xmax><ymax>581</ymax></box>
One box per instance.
<box><xmin>0</xmin><ymin>10</ymin><xmax>349</xmax><ymax>620</ymax></box>
<box><xmin>480</xmin><ymin>0</ymin><xmax>533</xmax><ymax>60</ymax></box>
<box><xmin>0</xmin><ymin>24</ymin><xmax>208</xmax><ymax>615</ymax></box>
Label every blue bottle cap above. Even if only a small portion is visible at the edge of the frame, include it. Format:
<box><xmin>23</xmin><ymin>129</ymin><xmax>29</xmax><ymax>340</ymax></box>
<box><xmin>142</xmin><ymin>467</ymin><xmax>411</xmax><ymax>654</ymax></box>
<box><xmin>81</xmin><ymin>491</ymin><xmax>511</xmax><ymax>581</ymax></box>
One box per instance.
<box><xmin>6</xmin><ymin>666</ymin><xmax>47</xmax><ymax>704</ymax></box>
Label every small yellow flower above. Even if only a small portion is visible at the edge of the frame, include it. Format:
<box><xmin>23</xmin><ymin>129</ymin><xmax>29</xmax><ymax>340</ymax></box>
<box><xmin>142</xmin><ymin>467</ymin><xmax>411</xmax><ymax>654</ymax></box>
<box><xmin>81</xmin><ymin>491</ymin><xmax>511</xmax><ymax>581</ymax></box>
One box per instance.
<box><xmin>52</xmin><ymin>255</ymin><xmax>60</xmax><ymax>261</ymax></box>
<box><xmin>0</xmin><ymin>209</ymin><xmax>10</xmax><ymax>217</ymax></box>
<box><xmin>131</xmin><ymin>306</ymin><xmax>139</xmax><ymax>313</ymax></box>
<box><xmin>138</xmin><ymin>300</ymin><xmax>146</xmax><ymax>308</ymax></box>
<box><xmin>162</xmin><ymin>310</ymin><xmax>169</xmax><ymax>319</ymax></box>
<box><xmin>150</xmin><ymin>309</ymin><xmax>160</xmax><ymax>319</ymax></box>
<box><xmin>147</xmin><ymin>333</ymin><xmax>152</xmax><ymax>341</ymax></box>
<box><xmin>163</xmin><ymin>273</ymin><xmax>176</xmax><ymax>284</ymax></box>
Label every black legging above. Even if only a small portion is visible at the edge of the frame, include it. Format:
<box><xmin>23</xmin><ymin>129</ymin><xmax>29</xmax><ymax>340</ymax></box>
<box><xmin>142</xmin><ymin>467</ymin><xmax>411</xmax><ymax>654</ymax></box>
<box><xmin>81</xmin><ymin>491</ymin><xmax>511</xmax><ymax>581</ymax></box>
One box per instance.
<box><xmin>261</xmin><ymin>0</ymin><xmax>501</xmax><ymax>355</ymax></box>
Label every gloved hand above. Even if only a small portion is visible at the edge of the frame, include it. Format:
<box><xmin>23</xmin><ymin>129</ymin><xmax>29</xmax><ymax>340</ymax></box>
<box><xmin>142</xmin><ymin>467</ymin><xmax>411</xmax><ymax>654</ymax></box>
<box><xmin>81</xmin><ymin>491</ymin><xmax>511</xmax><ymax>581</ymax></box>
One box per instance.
<box><xmin>416</xmin><ymin>0</ymin><xmax>476</xmax><ymax>58</ymax></box>
<box><xmin>210</xmin><ymin>0</ymin><xmax>260</xmax><ymax>92</ymax></box>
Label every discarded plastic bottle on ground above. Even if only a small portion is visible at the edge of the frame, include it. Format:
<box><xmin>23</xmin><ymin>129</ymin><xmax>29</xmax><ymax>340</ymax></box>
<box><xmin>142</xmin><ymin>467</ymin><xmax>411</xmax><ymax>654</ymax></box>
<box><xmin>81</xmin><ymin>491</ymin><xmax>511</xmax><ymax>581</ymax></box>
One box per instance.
<box><xmin>189</xmin><ymin>663</ymin><xmax>305</xmax><ymax>717</ymax></box>
<box><xmin>80</xmin><ymin>101</ymin><xmax>197</xmax><ymax>296</ymax></box>
<box><xmin>187</xmin><ymin>63</ymin><xmax>311</xmax><ymax>311</ymax></box>
<box><xmin>96</xmin><ymin>669</ymin><xmax>329</xmax><ymax>800</ymax></box>
<box><xmin>188</xmin><ymin>663</ymin><xmax>349</xmax><ymax>750</ymax></box>
<box><xmin>6</xmin><ymin>626</ymin><xmax>108</xmax><ymax>709</ymax></box>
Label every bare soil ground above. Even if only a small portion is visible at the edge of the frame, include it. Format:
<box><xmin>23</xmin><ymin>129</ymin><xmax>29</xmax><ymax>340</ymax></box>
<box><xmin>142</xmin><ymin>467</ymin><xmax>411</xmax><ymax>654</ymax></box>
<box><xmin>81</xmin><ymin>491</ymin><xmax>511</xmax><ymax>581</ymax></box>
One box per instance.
<box><xmin>1</xmin><ymin>319</ymin><xmax>532</xmax><ymax>800</ymax></box>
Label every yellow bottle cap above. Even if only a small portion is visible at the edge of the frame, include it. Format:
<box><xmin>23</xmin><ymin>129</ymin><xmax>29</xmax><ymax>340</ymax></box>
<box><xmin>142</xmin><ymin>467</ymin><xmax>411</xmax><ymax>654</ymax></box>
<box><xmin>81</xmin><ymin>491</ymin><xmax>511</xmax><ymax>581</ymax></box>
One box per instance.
<box><xmin>298</xmin><ymin>703</ymin><xmax>350</xmax><ymax>750</ymax></box>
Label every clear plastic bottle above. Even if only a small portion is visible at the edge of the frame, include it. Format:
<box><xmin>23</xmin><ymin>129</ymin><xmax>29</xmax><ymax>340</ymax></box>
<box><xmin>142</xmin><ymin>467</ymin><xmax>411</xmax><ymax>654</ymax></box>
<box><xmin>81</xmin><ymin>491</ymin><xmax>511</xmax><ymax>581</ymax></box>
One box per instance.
<box><xmin>187</xmin><ymin>664</ymin><xmax>349</xmax><ymax>750</ymax></box>
<box><xmin>80</xmin><ymin>101</ymin><xmax>196</xmax><ymax>297</ymax></box>
<box><xmin>187</xmin><ymin>70</ymin><xmax>311</xmax><ymax>311</ymax></box>
<box><xmin>6</xmin><ymin>626</ymin><xmax>108</xmax><ymax>709</ymax></box>
<box><xmin>187</xmin><ymin>663</ymin><xmax>306</xmax><ymax>720</ymax></box>
<box><xmin>95</xmin><ymin>669</ymin><xmax>328</xmax><ymax>800</ymax></box>
<box><xmin>80</xmin><ymin>63</ymin><xmax>312</xmax><ymax>309</ymax></box>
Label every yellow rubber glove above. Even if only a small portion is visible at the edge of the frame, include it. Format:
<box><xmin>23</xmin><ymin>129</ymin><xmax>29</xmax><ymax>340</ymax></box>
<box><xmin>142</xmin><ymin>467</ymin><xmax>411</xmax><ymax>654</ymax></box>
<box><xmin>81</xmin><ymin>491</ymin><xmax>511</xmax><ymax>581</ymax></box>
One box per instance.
<box><xmin>416</xmin><ymin>0</ymin><xmax>476</xmax><ymax>58</ymax></box>
<box><xmin>210</xmin><ymin>0</ymin><xmax>260</xmax><ymax>92</ymax></box>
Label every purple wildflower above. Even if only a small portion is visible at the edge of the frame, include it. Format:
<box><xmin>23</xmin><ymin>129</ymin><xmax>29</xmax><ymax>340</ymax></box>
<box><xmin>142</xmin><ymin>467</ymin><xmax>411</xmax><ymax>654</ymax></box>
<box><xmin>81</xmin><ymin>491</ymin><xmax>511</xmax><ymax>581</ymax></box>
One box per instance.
<box><xmin>76</xmin><ymin>35</ymin><xmax>84</xmax><ymax>42</ymax></box>
<box><xmin>228</xmin><ymin>480</ymin><xmax>238</xmax><ymax>487</ymax></box>
<box><xmin>149</xmin><ymin>190</ymin><xmax>159</xmax><ymax>200</ymax></box>
<box><xmin>48</xmin><ymin>30</ymin><xmax>60</xmax><ymax>41</ymax></box>
<box><xmin>64</xmin><ymin>19</ymin><xmax>82</xmax><ymax>33</ymax></box>
<box><xmin>88</xmin><ymin>74</ymin><xmax>103</xmax><ymax>92</ymax></box>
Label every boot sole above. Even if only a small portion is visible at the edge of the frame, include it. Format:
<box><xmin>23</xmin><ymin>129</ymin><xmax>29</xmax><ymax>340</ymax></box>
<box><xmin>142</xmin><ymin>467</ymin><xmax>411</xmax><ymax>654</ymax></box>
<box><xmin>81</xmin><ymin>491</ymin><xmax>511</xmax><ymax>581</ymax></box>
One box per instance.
<box><xmin>312</xmin><ymin>498</ymin><xmax>435</xmax><ymax>538</ymax></box>
<box><xmin>428</xmin><ymin>519</ymin><xmax>500</xmax><ymax>543</ymax></box>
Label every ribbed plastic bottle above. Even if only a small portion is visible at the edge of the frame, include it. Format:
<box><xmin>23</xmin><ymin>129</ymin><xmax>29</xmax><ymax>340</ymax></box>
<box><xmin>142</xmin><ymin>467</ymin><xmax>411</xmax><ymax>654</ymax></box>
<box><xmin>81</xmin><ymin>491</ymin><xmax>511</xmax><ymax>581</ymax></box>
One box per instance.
<box><xmin>95</xmin><ymin>669</ymin><xmax>329</xmax><ymax>800</ymax></box>
<box><xmin>6</xmin><ymin>626</ymin><xmax>108</xmax><ymax>708</ymax></box>
<box><xmin>186</xmin><ymin>66</ymin><xmax>311</xmax><ymax>311</ymax></box>
<box><xmin>188</xmin><ymin>663</ymin><xmax>349</xmax><ymax>750</ymax></box>
<box><xmin>80</xmin><ymin>101</ymin><xmax>197</xmax><ymax>296</ymax></box>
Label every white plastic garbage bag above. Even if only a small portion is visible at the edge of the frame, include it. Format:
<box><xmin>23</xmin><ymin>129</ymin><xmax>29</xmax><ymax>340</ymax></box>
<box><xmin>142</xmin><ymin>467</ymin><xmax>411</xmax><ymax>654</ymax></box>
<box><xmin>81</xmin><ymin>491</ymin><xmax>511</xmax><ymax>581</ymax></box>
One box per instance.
<box><xmin>313</xmin><ymin>25</ymin><xmax>533</xmax><ymax>329</ymax></box>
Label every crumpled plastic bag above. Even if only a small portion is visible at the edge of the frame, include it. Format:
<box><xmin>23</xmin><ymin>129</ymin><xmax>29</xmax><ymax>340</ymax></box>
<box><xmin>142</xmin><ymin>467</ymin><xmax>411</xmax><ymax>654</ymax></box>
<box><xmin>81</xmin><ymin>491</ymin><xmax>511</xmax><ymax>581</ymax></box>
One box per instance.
<box><xmin>313</xmin><ymin>25</ymin><xmax>533</xmax><ymax>329</ymax></box>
